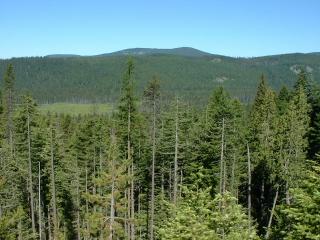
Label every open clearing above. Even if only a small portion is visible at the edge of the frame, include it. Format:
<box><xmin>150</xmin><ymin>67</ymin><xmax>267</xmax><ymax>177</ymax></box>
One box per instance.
<box><xmin>39</xmin><ymin>103</ymin><xmax>114</xmax><ymax>115</ymax></box>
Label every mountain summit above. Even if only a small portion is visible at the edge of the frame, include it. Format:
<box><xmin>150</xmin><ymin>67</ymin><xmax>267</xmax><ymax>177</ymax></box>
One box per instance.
<box><xmin>97</xmin><ymin>47</ymin><xmax>212</xmax><ymax>57</ymax></box>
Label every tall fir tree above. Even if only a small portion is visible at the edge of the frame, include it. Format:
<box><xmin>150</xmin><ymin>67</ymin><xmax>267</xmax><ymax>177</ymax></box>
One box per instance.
<box><xmin>249</xmin><ymin>75</ymin><xmax>277</xmax><ymax>235</ymax></box>
<box><xmin>2</xmin><ymin>64</ymin><xmax>15</xmax><ymax>155</ymax></box>
<box><xmin>143</xmin><ymin>76</ymin><xmax>160</xmax><ymax>240</ymax></box>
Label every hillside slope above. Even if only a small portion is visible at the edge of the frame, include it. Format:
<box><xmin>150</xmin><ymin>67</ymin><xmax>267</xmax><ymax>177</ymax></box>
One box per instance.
<box><xmin>0</xmin><ymin>49</ymin><xmax>319</xmax><ymax>104</ymax></box>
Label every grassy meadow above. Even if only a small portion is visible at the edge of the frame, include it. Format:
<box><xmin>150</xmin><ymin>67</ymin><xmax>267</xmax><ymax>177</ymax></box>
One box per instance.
<box><xmin>39</xmin><ymin>103</ymin><xmax>114</xmax><ymax>115</ymax></box>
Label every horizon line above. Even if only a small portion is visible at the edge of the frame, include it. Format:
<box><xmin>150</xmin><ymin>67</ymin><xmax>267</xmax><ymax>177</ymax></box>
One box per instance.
<box><xmin>1</xmin><ymin>47</ymin><xmax>319</xmax><ymax>60</ymax></box>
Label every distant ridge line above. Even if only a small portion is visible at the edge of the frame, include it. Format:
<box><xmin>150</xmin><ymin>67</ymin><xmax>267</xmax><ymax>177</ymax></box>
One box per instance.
<box><xmin>44</xmin><ymin>47</ymin><xmax>320</xmax><ymax>59</ymax></box>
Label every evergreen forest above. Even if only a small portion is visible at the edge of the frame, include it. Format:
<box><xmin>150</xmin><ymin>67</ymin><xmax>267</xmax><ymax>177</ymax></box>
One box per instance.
<box><xmin>1</xmin><ymin>59</ymin><xmax>320</xmax><ymax>239</ymax></box>
<box><xmin>1</xmin><ymin>48</ymin><xmax>320</xmax><ymax>104</ymax></box>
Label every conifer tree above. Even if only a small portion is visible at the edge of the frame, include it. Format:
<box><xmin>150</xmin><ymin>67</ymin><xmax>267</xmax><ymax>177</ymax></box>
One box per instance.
<box><xmin>308</xmin><ymin>85</ymin><xmax>320</xmax><ymax>160</ymax></box>
<box><xmin>158</xmin><ymin>187</ymin><xmax>260</xmax><ymax>240</ymax></box>
<box><xmin>276</xmin><ymin>86</ymin><xmax>290</xmax><ymax>115</ymax></box>
<box><xmin>294</xmin><ymin>69</ymin><xmax>310</xmax><ymax>97</ymax></box>
<box><xmin>249</xmin><ymin>75</ymin><xmax>277</xmax><ymax>234</ymax></box>
<box><xmin>0</xmin><ymin>89</ymin><xmax>3</xmax><ymax>138</ymax></box>
<box><xmin>116</xmin><ymin>58</ymin><xmax>141</xmax><ymax>240</ymax></box>
<box><xmin>188</xmin><ymin>87</ymin><xmax>244</xmax><ymax>196</ymax></box>
<box><xmin>2</xmin><ymin>64</ymin><xmax>15</xmax><ymax>155</ymax></box>
<box><xmin>14</xmin><ymin>94</ymin><xmax>43</xmax><ymax>238</ymax></box>
<box><xmin>86</xmin><ymin>126</ymin><xmax>128</xmax><ymax>239</ymax></box>
<box><xmin>275</xmin><ymin>83</ymin><xmax>310</xmax><ymax>204</ymax></box>
<box><xmin>67</xmin><ymin>117</ymin><xmax>99</xmax><ymax>239</ymax></box>
<box><xmin>273</xmin><ymin>161</ymin><xmax>320</xmax><ymax>239</ymax></box>
<box><xmin>1</xmin><ymin>62</ymin><xmax>320</xmax><ymax>240</ymax></box>
<box><xmin>143</xmin><ymin>76</ymin><xmax>160</xmax><ymax>240</ymax></box>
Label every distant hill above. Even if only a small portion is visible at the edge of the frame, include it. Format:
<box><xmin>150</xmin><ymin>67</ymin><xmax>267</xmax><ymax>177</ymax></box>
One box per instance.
<box><xmin>308</xmin><ymin>52</ymin><xmax>320</xmax><ymax>56</ymax></box>
<box><xmin>0</xmin><ymin>48</ymin><xmax>319</xmax><ymax>104</ymax></box>
<box><xmin>99</xmin><ymin>47</ymin><xmax>213</xmax><ymax>57</ymax></box>
<box><xmin>46</xmin><ymin>54</ymin><xmax>82</xmax><ymax>58</ymax></box>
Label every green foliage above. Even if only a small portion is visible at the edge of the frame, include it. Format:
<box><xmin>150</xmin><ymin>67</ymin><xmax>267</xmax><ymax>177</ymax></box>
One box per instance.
<box><xmin>85</xmin><ymin>130</ymin><xmax>128</xmax><ymax>239</ymax></box>
<box><xmin>1</xmin><ymin>64</ymin><xmax>15</xmax><ymax>144</ymax></box>
<box><xmin>1</xmin><ymin>52</ymin><xmax>320</xmax><ymax>103</ymax></box>
<box><xmin>308</xmin><ymin>85</ymin><xmax>320</xmax><ymax>159</ymax></box>
<box><xmin>187</xmin><ymin>87</ymin><xmax>245</xmax><ymax>194</ymax></box>
<box><xmin>0</xmin><ymin>62</ymin><xmax>319</xmax><ymax>239</ymax></box>
<box><xmin>276</xmin><ymin>86</ymin><xmax>291</xmax><ymax>114</ymax></box>
<box><xmin>0</xmin><ymin>206</ymin><xmax>33</xmax><ymax>240</ymax></box>
<box><xmin>116</xmin><ymin>58</ymin><xmax>140</xmax><ymax>158</ymax></box>
<box><xmin>294</xmin><ymin>69</ymin><xmax>311</xmax><ymax>97</ymax></box>
<box><xmin>248</xmin><ymin>76</ymin><xmax>278</xmax><ymax>234</ymax></box>
<box><xmin>273</xmin><ymin>161</ymin><xmax>320</xmax><ymax>239</ymax></box>
<box><xmin>3</xmin><ymin>63</ymin><xmax>15</xmax><ymax>92</ymax></box>
<box><xmin>274</xmin><ymin>84</ymin><xmax>310</xmax><ymax>182</ymax></box>
<box><xmin>157</xmin><ymin>188</ymin><xmax>260</xmax><ymax>240</ymax></box>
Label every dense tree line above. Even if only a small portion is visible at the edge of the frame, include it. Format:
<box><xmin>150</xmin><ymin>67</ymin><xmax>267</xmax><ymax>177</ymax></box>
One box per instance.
<box><xmin>1</xmin><ymin>53</ymin><xmax>320</xmax><ymax>104</ymax></box>
<box><xmin>0</xmin><ymin>61</ymin><xmax>319</xmax><ymax>239</ymax></box>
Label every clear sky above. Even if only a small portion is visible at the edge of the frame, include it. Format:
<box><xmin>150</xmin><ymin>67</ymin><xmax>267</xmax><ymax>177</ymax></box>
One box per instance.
<box><xmin>1</xmin><ymin>0</ymin><xmax>319</xmax><ymax>59</ymax></box>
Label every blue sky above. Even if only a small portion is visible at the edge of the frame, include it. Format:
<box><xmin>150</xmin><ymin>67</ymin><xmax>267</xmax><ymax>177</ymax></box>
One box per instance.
<box><xmin>0</xmin><ymin>0</ymin><xmax>319</xmax><ymax>58</ymax></box>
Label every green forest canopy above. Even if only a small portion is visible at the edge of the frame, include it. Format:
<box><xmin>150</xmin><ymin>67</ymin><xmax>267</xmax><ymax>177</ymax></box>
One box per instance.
<box><xmin>0</xmin><ymin>61</ymin><xmax>320</xmax><ymax>239</ymax></box>
<box><xmin>0</xmin><ymin>49</ymin><xmax>319</xmax><ymax>104</ymax></box>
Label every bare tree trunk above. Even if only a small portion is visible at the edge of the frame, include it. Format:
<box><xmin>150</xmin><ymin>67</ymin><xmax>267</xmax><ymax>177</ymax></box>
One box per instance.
<box><xmin>150</xmin><ymin>95</ymin><xmax>156</xmax><ymax>240</ymax></box>
<box><xmin>99</xmin><ymin>145</ymin><xmax>103</xmax><ymax>173</ymax></box>
<box><xmin>38</xmin><ymin>162</ymin><xmax>42</xmax><ymax>240</ymax></box>
<box><xmin>161</xmin><ymin>171</ymin><xmax>164</xmax><ymax>197</ymax></box>
<box><xmin>284</xmin><ymin>158</ymin><xmax>291</xmax><ymax>205</ymax></box>
<box><xmin>18</xmin><ymin>219</ymin><xmax>22</xmax><ymax>240</ymax></box>
<box><xmin>127</xmin><ymin>170</ymin><xmax>131</xmax><ymax>239</ymax></box>
<box><xmin>127</xmin><ymin>99</ymin><xmax>134</xmax><ymax>240</ymax></box>
<box><xmin>9</xmin><ymin>128</ymin><xmax>14</xmax><ymax>157</ymax></box>
<box><xmin>50</xmin><ymin>129</ymin><xmax>58</xmax><ymax>239</ymax></box>
<box><xmin>76</xmin><ymin>158</ymin><xmax>81</xmax><ymax>240</ymax></box>
<box><xmin>179</xmin><ymin>169</ymin><xmax>183</xmax><ymax>199</ymax></box>
<box><xmin>99</xmin><ymin>145</ymin><xmax>103</xmax><ymax>220</ymax></box>
<box><xmin>138</xmin><ymin>185</ymin><xmax>142</xmax><ymax>239</ymax></box>
<box><xmin>265</xmin><ymin>186</ymin><xmax>279</xmax><ymax>239</ymax></box>
<box><xmin>93</xmin><ymin>148</ymin><xmax>97</xmax><ymax>213</ymax></box>
<box><xmin>247</xmin><ymin>143</ymin><xmax>252</xmax><ymax>234</ymax></box>
<box><xmin>109</xmin><ymin>180</ymin><xmax>115</xmax><ymax>240</ymax></box>
<box><xmin>138</xmin><ymin>129</ymin><xmax>141</xmax><ymax>159</ymax></box>
<box><xmin>169</xmin><ymin>164</ymin><xmax>172</xmax><ymax>201</ymax></box>
<box><xmin>223</xmin><ymin>142</ymin><xmax>227</xmax><ymax>194</ymax></box>
<box><xmin>125</xmin><ymin>190</ymin><xmax>128</xmax><ymax>239</ymax></box>
<box><xmin>27</xmin><ymin>112</ymin><xmax>36</xmax><ymax>236</ymax></box>
<box><xmin>48</xmin><ymin>206</ymin><xmax>52</xmax><ymax>240</ymax></box>
<box><xmin>131</xmin><ymin>161</ymin><xmax>135</xmax><ymax>240</ymax></box>
<box><xmin>6</xmin><ymin>86</ymin><xmax>14</xmax><ymax>157</ymax></box>
<box><xmin>82</xmin><ymin>219</ymin><xmax>87</xmax><ymax>240</ymax></box>
<box><xmin>219</xmin><ymin>118</ymin><xmax>225</xmax><ymax>210</ymax></box>
<box><xmin>261</xmin><ymin>177</ymin><xmax>265</xmax><ymax>221</ymax></box>
<box><xmin>173</xmin><ymin>98</ymin><xmax>179</xmax><ymax>205</ymax></box>
<box><xmin>231</xmin><ymin>152</ymin><xmax>236</xmax><ymax>195</ymax></box>
<box><xmin>85</xmin><ymin>166</ymin><xmax>89</xmax><ymax>236</ymax></box>
<box><xmin>109</xmin><ymin>135</ymin><xmax>115</xmax><ymax>240</ymax></box>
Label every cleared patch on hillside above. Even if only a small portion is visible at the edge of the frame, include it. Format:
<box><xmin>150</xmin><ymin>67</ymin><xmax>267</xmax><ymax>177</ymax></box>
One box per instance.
<box><xmin>215</xmin><ymin>76</ymin><xmax>229</xmax><ymax>83</ymax></box>
<box><xmin>39</xmin><ymin>103</ymin><xmax>114</xmax><ymax>115</ymax></box>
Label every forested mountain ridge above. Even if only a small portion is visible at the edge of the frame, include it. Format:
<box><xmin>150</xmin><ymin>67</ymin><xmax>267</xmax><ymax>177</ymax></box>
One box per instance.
<box><xmin>0</xmin><ymin>48</ymin><xmax>319</xmax><ymax>103</ymax></box>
